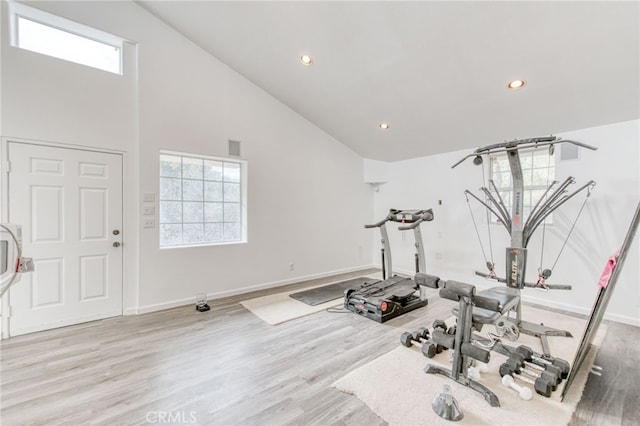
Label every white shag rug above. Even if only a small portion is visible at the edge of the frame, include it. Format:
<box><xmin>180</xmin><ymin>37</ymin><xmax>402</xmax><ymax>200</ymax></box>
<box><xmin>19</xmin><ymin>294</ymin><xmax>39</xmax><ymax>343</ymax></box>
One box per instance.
<box><xmin>240</xmin><ymin>275</ymin><xmax>380</xmax><ymax>325</ymax></box>
<box><xmin>333</xmin><ymin>306</ymin><xmax>607</xmax><ymax>426</ymax></box>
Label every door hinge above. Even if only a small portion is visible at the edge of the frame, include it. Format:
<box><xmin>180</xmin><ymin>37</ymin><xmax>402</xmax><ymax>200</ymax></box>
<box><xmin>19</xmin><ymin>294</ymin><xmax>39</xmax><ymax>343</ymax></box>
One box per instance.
<box><xmin>4</xmin><ymin>161</ymin><xmax>10</xmax><ymax>173</ymax></box>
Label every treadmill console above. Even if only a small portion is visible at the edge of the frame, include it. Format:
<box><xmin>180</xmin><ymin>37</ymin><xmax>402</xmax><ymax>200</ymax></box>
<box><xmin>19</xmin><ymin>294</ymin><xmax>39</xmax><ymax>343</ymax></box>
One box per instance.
<box><xmin>388</xmin><ymin>209</ymin><xmax>433</xmax><ymax>223</ymax></box>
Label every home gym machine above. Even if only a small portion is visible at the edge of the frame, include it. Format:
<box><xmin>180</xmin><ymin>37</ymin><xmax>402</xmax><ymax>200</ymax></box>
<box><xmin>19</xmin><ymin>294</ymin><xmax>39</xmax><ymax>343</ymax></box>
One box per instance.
<box><xmin>453</xmin><ymin>136</ymin><xmax>597</xmax><ymax>356</ymax></box>
<box><xmin>344</xmin><ymin>208</ymin><xmax>433</xmax><ymax>323</ymax></box>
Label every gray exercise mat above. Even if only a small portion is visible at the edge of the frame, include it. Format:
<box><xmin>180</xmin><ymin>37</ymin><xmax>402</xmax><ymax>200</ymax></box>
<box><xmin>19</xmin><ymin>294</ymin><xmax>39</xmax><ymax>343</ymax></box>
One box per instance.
<box><xmin>289</xmin><ymin>277</ymin><xmax>376</xmax><ymax>306</ymax></box>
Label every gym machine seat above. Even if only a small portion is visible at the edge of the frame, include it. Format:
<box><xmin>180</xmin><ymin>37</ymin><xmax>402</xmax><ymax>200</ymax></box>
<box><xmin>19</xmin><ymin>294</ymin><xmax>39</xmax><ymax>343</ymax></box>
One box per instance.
<box><xmin>416</xmin><ymin>274</ymin><xmax>520</xmax><ymax>328</ymax></box>
<box><xmin>462</xmin><ymin>287</ymin><xmax>521</xmax><ymax>326</ymax></box>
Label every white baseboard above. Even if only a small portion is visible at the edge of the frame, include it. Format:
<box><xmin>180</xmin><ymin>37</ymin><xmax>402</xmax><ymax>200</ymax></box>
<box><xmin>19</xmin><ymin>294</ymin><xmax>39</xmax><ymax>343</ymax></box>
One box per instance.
<box><xmin>137</xmin><ymin>296</ymin><xmax>196</xmax><ymax>315</ymax></box>
<box><xmin>136</xmin><ymin>264</ymin><xmax>376</xmax><ymax>315</ymax></box>
<box><xmin>600</xmin><ymin>312</ymin><xmax>640</xmax><ymax>327</ymax></box>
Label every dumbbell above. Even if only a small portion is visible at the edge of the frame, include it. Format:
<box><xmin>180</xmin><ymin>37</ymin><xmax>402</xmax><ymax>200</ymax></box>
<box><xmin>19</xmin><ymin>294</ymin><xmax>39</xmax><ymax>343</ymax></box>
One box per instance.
<box><xmin>501</xmin><ymin>375</ymin><xmax>533</xmax><ymax>401</ymax></box>
<box><xmin>399</xmin><ymin>329</ymin><xmax>438</xmax><ymax>358</ymax></box>
<box><xmin>470</xmin><ymin>359</ymin><xmax>488</xmax><ymax>373</ymax></box>
<box><xmin>414</xmin><ymin>328</ymin><xmax>440</xmax><ymax>359</ymax></box>
<box><xmin>432</xmin><ymin>320</ymin><xmax>448</xmax><ymax>353</ymax></box>
<box><xmin>515</xmin><ymin>345</ymin><xmax>570</xmax><ymax>379</ymax></box>
<box><xmin>508</xmin><ymin>353</ymin><xmax>562</xmax><ymax>388</ymax></box>
<box><xmin>414</xmin><ymin>327</ymin><xmax>430</xmax><ymax>340</ymax></box>
<box><xmin>467</xmin><ymin>360</ymin><xmax>489</xmax><ymax>381</ymax></box>
<box><xmin>499</xmin><ymin>362</ymin><xmax>553</xmax><ymax>397</ymax></box>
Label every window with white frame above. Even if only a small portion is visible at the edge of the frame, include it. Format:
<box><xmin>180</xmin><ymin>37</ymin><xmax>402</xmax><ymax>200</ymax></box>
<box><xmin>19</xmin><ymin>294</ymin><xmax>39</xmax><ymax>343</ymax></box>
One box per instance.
<box><xmin>9</xmin><ymin>1</ymin><xmax>123</xmax><ymax>75</ymax></box>
<box><xmin>159</xmin><ymin>152</ymin><xmax>247</xmax><ymax>248</ymax></box>
<box><xmin>489</xmin><ymin>148</ymin><xmax>555</xmax><ymax>224</ymax></box>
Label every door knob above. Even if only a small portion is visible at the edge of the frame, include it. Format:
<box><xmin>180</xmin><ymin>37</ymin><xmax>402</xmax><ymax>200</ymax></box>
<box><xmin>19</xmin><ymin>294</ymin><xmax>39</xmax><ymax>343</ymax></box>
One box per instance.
<box><xmin>113</xmin><ymin>242</ymin><xmax>121</xmax><ymax>247</ymax></box>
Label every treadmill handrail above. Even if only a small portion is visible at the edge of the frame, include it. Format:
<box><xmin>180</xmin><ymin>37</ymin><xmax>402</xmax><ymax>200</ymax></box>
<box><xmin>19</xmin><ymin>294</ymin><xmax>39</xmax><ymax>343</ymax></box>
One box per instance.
<box><xmin>364</xmin><ymin>218</ymin><xmax>390</xmax><ymax>229</ymax></box>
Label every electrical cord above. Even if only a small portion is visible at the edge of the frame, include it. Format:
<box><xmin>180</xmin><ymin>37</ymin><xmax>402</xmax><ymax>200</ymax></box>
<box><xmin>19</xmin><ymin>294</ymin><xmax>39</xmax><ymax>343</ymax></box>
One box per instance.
<box><xmin>325</xmin><ymin>307</ymin><xmax>351</xmax><ymax>313</ymax></box>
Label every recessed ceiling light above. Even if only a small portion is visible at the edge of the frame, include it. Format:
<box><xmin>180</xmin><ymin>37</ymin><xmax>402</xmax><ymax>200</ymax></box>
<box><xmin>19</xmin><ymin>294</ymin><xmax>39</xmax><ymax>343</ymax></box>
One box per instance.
<box><xmin>379</xmin><ymin>123</ymin><xmax>390</xmax><ymax>130</ymax></box>
<box><xmin>300</xmin><ymin>55</ymin><xmax>313</xmax><ymax>66</ymax></box>
<box><xmin>507</xmin><ymin>79</ymin><xmax>526</xmax><ymax>90</ymax></box>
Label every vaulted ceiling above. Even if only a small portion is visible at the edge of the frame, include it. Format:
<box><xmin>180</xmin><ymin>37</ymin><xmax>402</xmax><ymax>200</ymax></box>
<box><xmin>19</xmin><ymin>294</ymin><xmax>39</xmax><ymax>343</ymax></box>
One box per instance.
<box><xmin>138</xmin><ymin>1</ymin><xmax>639</xmax><ymax>161</ymax></box>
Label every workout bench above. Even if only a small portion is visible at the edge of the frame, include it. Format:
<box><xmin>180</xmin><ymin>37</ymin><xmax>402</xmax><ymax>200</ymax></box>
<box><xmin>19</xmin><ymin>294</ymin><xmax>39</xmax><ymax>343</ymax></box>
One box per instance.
<box><xmin>417</xmin><ymin>275</ymin><xmax>504</xmax><ymax>407</ymax></box>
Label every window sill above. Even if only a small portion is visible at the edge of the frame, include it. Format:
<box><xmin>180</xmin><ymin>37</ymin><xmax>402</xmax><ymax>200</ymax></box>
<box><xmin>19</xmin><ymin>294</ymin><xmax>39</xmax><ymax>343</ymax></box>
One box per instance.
<box><xmin>159</xmin><ymin>240</ymin><xmax>247</xmax><ymax>250</ymax></box>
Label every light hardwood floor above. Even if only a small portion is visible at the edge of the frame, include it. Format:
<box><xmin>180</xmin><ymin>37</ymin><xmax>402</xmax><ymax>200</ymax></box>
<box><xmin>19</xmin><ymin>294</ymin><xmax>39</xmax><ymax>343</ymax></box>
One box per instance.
<box><xmin>1</xmin><ymin>269</ymin><xmax>637</xmax><ymax>425</ymax></box>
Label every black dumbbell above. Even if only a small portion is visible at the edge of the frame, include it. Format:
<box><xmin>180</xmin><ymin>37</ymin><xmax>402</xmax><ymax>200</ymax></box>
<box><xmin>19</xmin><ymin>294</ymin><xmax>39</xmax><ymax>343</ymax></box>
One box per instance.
<box><xmin>509</xmin><ymin>352</ymin><xmax>562</xmax><ymax>384</ymax></box>
<box><xmin>432</xmin><ymin>320</ymin><xmax>448</xmax><ymax>353</ymax></box>
<box><xmin>433</xmin><ymin>319</ymin><xmax>448</xmax><ymax>332</ymax></box>
<box><xmin>506</xmin><ymin>354</ymin><xmax>562</xmax><ymax>391</ymax></box>
<box><xmin>499</xmin><ymin>362</ymin><xmax>553</xmax><ymax>397</ymax></box>
<box><xmin>399</xmin><ymin>330</ymin><xmax>437</xmax><ymax>358</ymax></box>
<box><xmin>414</xmin><ymin>327</ymin><xmax>430</xmax><ymax>340</ymax></box>
<box><xmin>515</xmin><ymin>345</ymin><xmax>570</xmax><ymax>379</ymax></box>
<box><xmin>414</xmin><ymin>329</ymin><xmax>439</xmax><ymax>359</ymax></box>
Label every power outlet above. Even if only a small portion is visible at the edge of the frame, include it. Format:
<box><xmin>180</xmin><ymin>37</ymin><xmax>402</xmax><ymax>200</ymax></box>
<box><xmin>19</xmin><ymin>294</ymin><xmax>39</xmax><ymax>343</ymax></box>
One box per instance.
<box><xmin>143</xmin><ymin>217</ymin><xmax>155</xmax><ymax>228</ymax></box>
<box><xmin>289</xmin><ymin>262</ymin><xmax>295</xmax><ymax>272</ymax></box>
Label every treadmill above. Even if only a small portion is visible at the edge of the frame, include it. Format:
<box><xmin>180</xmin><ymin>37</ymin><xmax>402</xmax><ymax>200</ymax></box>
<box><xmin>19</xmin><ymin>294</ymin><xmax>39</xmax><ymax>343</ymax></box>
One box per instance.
<box><xmin>344</xmin><ymin>208</ymin><xmax>434</xmax><ymax>322</ymax></box>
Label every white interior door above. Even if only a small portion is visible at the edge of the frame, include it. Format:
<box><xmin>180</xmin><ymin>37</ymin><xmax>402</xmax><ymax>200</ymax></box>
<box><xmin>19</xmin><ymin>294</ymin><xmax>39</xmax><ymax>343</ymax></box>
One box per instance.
<box><xmin>7</xmin><ymin>141</ymin><xmax>123</xmax><ymax>336</ymax></box>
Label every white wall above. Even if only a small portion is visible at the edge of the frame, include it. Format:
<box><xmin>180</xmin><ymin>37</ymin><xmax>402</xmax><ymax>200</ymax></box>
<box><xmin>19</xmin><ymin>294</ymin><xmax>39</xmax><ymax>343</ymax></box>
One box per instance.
<box><xmin>374</xmin><ymin>120</ymin><xmax>639</xmax><ymax>325</ymax></box>
<box><xmin>1</xmin><ymin>1</ymin><xmax>373</xmax><ymax>313</ymax></box>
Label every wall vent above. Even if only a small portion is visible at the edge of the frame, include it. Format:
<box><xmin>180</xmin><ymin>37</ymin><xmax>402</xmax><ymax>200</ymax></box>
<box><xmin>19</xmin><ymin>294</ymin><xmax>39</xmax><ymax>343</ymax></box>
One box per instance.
<box><xmin>560</xmin><ymin>143</ymin><xmax>580</xmax><ymax>161</ymax></box>
<box><xmin>228</xmin><ymin>140</ymin><xmax>241</xmax><ymax>157</ymax></box>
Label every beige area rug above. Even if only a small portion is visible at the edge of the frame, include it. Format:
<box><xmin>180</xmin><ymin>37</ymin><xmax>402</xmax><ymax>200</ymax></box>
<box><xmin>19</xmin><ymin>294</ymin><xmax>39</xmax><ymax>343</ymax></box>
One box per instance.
<box><xmin>333</xmin><ymin>306</ymin><xmax>607</xmax><ymax>426</ymax></box>
<box><xmin>240</xmin><ymin>274</ymin><xmax>381</xmax><ymax>325</ymax></box>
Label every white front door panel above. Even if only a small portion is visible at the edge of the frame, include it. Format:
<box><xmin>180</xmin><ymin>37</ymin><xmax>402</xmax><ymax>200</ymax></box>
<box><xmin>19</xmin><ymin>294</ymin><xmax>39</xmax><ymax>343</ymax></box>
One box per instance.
<box><xmin>7</xmin><ymin>142</ymin><xmax>123</xmax><ymax>336</ymax></box>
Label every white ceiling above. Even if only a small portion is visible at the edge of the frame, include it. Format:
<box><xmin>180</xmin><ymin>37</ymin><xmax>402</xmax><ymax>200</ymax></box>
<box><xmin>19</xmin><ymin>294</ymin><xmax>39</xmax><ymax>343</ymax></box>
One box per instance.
<box><xmin>138</xmin><ymin>1</ymin><xmax>640</xmax><ymax>161</ymax></box>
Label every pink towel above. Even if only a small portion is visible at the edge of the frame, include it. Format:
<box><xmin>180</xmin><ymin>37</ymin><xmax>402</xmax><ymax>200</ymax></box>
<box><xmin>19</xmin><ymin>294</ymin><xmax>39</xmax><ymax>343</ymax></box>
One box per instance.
<box><xmin>598</xmin><ymin>249</ymin><xmax>620</xmax><ymax>289</ymax></box>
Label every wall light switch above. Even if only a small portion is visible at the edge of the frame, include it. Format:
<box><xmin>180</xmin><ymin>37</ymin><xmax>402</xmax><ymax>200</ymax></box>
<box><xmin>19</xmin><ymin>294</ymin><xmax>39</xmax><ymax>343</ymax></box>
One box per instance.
<box><xmin>143</xmin><ymin>205</ymin><xmax>155</xmax><ymax>215</ymax></box>
<box><xmin>143</xmin><ymin>193</ymin><xmax>155</xmax><ymax>202</ymax></box>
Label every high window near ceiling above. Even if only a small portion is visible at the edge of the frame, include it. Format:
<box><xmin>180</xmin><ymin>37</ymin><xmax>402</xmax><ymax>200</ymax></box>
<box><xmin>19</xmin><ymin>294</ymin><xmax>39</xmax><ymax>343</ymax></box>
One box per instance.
<box><xmin>9</xmin><ymin>1</ymin><xmax>123</xmax><ymax>75</ymax></box>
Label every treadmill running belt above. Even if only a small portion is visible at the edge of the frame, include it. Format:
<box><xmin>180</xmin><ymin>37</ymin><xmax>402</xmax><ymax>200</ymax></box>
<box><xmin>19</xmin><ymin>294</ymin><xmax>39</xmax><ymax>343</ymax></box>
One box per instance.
<box><xmin>289</xmin><ymin>277</ymin><xmax>376</xmax><ymax>306</ymax></box>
